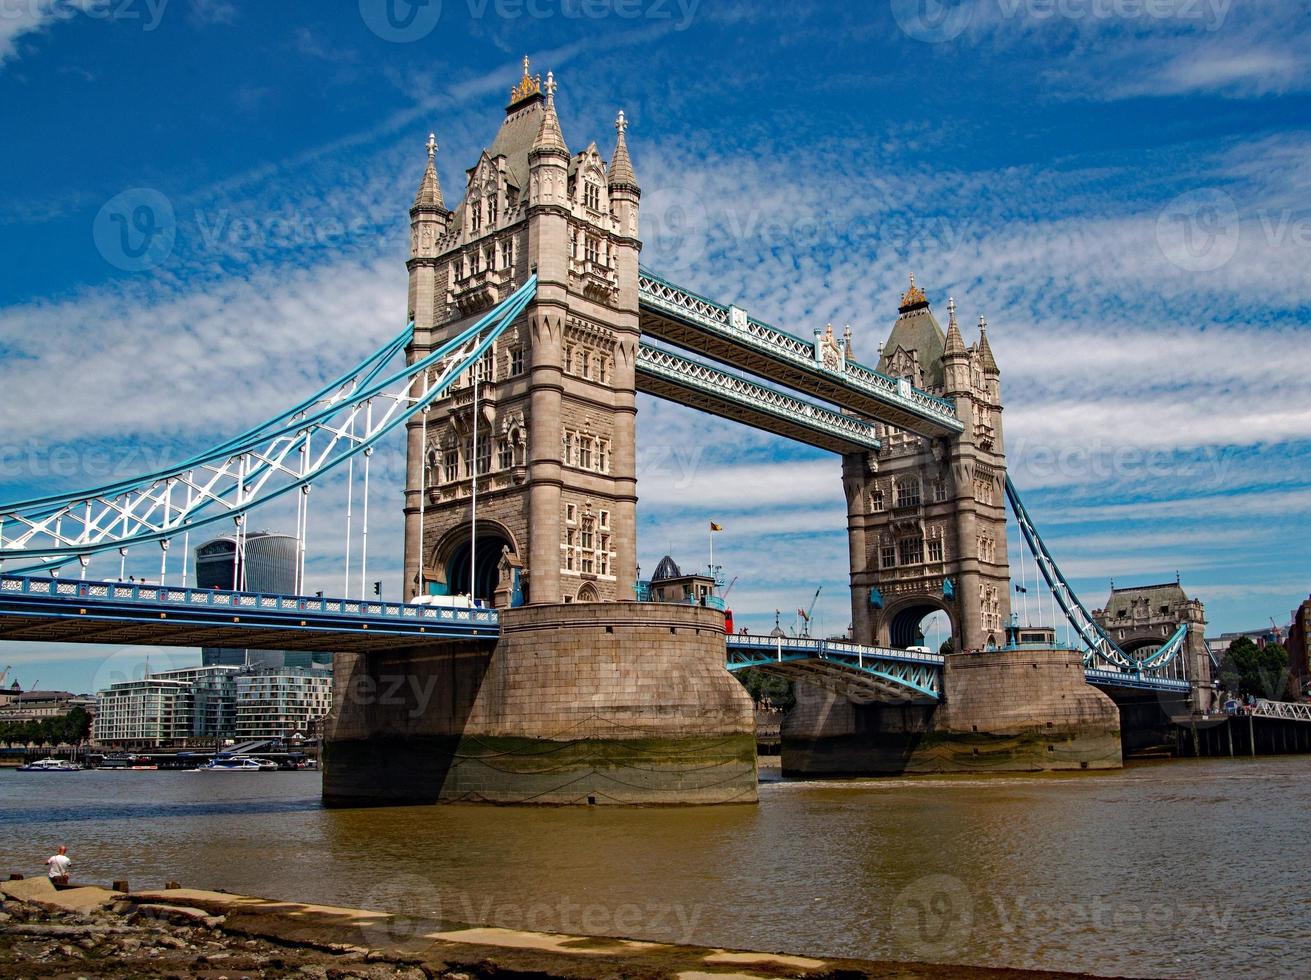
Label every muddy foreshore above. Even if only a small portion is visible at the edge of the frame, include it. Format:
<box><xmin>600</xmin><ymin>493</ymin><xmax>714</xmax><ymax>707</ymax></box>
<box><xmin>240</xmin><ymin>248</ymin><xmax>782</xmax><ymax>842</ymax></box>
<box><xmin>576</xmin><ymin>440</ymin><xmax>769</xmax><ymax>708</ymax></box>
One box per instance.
<box><xmin>0</xmin><ymin>875</ymin><xmax>1125</xmax><ymax>979</ymax></box>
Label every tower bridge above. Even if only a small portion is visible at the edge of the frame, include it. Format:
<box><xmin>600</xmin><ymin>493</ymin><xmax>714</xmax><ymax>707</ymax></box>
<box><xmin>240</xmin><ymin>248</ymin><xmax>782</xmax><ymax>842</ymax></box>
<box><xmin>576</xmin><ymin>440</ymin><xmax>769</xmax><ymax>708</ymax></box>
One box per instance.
<box><xmin>0</xmin><ymin>59</ymin><xmax>1236</xmax><ymax>802</ymax></box>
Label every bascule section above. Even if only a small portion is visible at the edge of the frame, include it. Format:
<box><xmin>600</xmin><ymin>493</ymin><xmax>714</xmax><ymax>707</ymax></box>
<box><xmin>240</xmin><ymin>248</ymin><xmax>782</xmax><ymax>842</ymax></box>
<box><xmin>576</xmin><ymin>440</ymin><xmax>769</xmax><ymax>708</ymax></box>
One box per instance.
<box><xmin>401</xmin><ymin>61</ymin><xmax>641</xmax><ymax>609</ymax></box>
<box><xmin>845</xmin><ymin>280</ymin><xmax>1011</xmax><ymax>654</ymax></box>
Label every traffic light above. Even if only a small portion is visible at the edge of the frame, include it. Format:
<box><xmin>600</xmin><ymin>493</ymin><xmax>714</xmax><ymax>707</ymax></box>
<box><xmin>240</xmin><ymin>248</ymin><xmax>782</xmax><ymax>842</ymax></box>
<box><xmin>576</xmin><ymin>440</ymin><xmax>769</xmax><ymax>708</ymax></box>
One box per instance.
<box><xmin>372</xmin><ymin>581</ymin><xmax>382</xmax><ymax>597</ymax></box>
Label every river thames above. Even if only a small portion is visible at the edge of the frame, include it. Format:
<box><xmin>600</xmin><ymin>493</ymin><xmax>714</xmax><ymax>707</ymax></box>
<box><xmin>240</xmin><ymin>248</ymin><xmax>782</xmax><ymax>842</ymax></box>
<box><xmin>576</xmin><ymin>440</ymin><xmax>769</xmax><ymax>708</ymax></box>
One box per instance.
<box><xmin>2</xmin><ymin>757</ymin><xmax>1305</xmax><ymax>978</ymax></box>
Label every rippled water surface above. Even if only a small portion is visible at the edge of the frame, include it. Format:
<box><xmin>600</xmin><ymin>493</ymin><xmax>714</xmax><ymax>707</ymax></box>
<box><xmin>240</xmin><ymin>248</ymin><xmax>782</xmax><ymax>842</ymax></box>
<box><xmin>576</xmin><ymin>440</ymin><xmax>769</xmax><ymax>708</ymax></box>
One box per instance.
<box><xmin>2</xmin><ymin>757</ymin><xmax>1306</xmax><ymax>977</ymax></box>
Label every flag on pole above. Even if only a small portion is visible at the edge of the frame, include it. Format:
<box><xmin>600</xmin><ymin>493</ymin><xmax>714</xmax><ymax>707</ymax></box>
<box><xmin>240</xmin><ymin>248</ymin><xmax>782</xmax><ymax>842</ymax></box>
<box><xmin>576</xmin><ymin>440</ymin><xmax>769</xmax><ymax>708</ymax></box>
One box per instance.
<box><xmin>710</xmin><ymin>522</ymin><xmax>723</xmax><ymax>532</ymax></box>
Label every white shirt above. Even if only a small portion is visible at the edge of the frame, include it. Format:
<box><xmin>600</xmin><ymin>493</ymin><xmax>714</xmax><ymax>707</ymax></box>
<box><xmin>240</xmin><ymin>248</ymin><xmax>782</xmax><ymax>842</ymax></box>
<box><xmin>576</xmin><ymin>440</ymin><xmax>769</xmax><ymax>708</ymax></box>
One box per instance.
<box><xmin>45</xmin><ymin>854</ymin><xmax>70</xmax><ymax>879</ymax></box>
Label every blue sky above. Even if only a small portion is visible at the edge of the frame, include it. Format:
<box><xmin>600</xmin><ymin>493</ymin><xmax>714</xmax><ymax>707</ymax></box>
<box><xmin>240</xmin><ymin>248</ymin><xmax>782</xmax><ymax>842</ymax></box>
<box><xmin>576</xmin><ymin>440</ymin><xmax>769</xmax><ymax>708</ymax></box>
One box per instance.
<box><xmin>1</xmin><ymin>0</ymin><xmax>1309</xmax><ymax>692</ymax></box>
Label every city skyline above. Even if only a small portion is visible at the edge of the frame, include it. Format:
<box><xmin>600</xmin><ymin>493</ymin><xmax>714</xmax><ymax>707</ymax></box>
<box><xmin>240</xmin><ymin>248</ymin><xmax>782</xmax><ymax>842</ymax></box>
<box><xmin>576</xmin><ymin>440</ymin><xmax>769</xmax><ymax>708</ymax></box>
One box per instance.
<box><xmin>2</xmin><ymin>1</ymin><xmax>1310</xmax><ymax>690</ymax></box>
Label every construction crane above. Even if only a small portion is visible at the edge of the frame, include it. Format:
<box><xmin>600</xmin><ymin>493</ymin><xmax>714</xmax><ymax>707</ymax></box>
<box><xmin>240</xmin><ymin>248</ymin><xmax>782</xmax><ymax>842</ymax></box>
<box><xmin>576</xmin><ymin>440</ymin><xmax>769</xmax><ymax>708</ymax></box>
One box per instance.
<box><xmin>720</xmin><ymin>576</ymin><xmax>738</xmax><ymax>600</ymax></box>
<box><xmin>0</xmin><ymin>665</ymin><xmax>11</xmax><ymax>689</ymax></box>
<box><xmin>797</xmin><ymin>586</ymin><xmax>822</xmax><ymax>638</ymax></box>
<box><xmin>1270</xmin><ymin>618</ymin><xmax>1286</xmax><ymax>644</ymax></box>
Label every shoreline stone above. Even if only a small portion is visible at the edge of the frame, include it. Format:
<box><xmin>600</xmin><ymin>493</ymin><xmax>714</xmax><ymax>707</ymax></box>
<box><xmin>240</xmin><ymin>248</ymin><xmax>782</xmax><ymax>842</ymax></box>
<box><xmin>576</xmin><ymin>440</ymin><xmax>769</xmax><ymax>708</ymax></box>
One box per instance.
<box><xmin>1</xmin><ymin>878</ymin><xmax>1140</xmax><ymax>979</ymax></box>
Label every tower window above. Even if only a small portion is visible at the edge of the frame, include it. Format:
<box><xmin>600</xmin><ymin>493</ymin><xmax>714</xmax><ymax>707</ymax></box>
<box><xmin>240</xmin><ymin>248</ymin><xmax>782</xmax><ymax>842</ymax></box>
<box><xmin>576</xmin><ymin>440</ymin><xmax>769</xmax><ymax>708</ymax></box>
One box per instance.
<box><xmin>488</xmin><ymin>196</ymin><xmax>498</xmax><ymax>225</ymax></box>
<box><xmin>928</xmin><ymin>538</ymin><xmax>944</xmax><ymax>563</ymax></box>
<box><xmin>932</xmin><ymin>480</ymin><xmax>948</xmax><ymax>503</ymax></box>
<box><xmin>584</xmin><ymin>182</ymin><xmax>600</xmax><ymax>211</ymax></box>
<box><xmin>579</xmin><ymin>437</ymin><xmax>593</xmax><ymax>470</ymax></box>
<box><xmin>509</xmin><ymin>346</ymin><xmax>524</xmax><ymax>375</ymax></box>
<box><xmin>896</xmin><ymin>479</ymin><xmax>921</xmax><ymax>508</ymax></box>
<box><xmin>898</xmin><ymin>538</ymin><xmax>923</xmax><ymax>566</ymax></box>
<box><xmin>585</xmin><ymin>235</ymin><xmax>600</xmax><ymax>264</ymax></box>
<box><xmin>443</xmin><ymin>449</ymin><xmax>458</xmax><ymax>483</ymax></box>
<box><xmin>872</xmin><ymin>487</ymin><xmax>885</xmax><ymax>511</ymax></box>
<box><xmin>497</xmin><ymin>439</ymin><xmax>513</xmax><ymax>470</ymax></box>
<box><xmin>880</xmin><ymin>545</ymin><xmax>897</xmax><ymax>568</ymax></box>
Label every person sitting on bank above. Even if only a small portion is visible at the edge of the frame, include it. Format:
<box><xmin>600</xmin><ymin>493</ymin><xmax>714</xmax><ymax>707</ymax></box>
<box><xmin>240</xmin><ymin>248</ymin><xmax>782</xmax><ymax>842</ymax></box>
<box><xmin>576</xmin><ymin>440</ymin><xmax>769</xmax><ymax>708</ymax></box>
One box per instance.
<box><xmin>45</xmin><ymin>845</ymin><xmax>70</xmax><ymax>886</ymax></box>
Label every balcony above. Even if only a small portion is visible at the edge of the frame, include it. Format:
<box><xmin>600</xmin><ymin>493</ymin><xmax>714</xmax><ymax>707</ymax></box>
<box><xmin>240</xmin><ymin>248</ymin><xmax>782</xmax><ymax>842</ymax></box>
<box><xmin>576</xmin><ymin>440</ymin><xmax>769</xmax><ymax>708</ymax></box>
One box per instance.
<box><xmin>451</xmin><ymin>266</ymin><xmax>514</xmax><ymax>316</ymax></box>
<box><xmin>569</xmin><ymin>256</ymin><xmax>618</xmax><ymax>303</ymax></box>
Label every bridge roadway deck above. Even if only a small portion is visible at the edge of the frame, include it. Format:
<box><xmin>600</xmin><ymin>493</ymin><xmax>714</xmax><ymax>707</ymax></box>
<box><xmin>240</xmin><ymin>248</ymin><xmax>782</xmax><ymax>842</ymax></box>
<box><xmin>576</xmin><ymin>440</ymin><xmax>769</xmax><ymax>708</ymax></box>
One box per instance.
<box><xmin>0</xmin><ymin>576</ymin><xmax>1197</xmax><ymax>702</ymax></box>
<box><xmin>638</xmin><ymin>269</ymin><xmax>964</xmax><ymax>440</ymax></box>
<box><xmin>0</xmin><ymin>575</ymin><xmax>498</xmax><ymax>652</ymax></box>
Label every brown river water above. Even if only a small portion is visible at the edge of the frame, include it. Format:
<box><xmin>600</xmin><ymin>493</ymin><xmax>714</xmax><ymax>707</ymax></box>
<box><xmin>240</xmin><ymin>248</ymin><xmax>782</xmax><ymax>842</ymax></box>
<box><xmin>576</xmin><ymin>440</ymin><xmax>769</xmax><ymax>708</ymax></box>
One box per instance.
<box><xmin>2</xmin><ymin>757</ymin><xmax>1307</xmax><ymax>978</ymax></box>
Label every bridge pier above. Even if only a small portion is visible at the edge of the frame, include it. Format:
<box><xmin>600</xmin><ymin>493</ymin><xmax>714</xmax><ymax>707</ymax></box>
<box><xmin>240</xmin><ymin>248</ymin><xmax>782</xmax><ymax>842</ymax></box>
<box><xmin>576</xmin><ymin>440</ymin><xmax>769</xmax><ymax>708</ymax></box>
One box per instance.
<box><xmin>780</xmin><ymin>647</ymin><xmax>1122</xmax><ymax>775</ymax></box>
<box><xmin>322</xmin><ymin>602</ymin><xmax>757</xmax><ymax>806</ymax></box>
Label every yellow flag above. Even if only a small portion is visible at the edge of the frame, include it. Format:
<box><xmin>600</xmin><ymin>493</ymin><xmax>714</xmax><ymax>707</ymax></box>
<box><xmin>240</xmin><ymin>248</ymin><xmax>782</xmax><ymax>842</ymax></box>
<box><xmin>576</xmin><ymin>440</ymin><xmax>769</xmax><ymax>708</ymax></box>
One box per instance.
<box><xmin>710</xmin><ymin>522</ymin><xmax>723</xmax><ymax>532</ymax></box>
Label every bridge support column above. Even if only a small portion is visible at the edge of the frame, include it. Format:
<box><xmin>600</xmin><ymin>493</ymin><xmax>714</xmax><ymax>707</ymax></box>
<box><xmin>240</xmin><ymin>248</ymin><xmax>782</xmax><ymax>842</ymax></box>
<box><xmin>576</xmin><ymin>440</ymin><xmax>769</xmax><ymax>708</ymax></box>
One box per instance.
<box><xmin>781</xmin><ymin>647</ymin><xmax>1121</xmax><ymax>775</ymax></box>
<box><xmin>322</xmin><ymin>602</ymin><xmax>757</xmax><ymax>805</ymax></box>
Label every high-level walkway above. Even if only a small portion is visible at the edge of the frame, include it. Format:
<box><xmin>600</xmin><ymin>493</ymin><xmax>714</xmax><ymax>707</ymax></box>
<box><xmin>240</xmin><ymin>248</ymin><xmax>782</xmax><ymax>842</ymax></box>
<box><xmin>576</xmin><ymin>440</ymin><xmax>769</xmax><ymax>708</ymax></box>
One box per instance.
<box><xmin>638</xmin><ymin>269</ymin><xmax>963</xmax><ymax>438</ymax></box>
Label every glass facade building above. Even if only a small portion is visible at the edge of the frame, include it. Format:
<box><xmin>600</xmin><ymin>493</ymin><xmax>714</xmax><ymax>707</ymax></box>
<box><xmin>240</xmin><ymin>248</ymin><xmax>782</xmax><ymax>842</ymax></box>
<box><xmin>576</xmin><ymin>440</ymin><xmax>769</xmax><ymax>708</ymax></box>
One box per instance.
<box><xmin>194</xmin><ymin>531</ymin><xmax>331</xmax><ymax>669</ymax></box>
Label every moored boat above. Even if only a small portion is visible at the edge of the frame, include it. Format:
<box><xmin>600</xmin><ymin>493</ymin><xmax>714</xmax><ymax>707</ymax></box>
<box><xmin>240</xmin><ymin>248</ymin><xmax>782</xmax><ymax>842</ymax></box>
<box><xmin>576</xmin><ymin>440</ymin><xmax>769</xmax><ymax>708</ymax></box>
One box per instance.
<box><xmin>16</xmin><ymin>758</ymin><xmax>83</xmax><ymax>772</ymax></box>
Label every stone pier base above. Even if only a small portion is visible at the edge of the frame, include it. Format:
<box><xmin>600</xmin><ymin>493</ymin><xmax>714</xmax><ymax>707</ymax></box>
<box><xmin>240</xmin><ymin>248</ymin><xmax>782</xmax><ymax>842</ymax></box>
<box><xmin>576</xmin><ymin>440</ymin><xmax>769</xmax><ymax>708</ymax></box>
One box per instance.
<box><xmin>782</xmin><ymin>647</ymin><xmax>1123</xmax><ymax>775</ymax></box>
<box><xmin>323</xmin><ymin>602</ymin><xmax>757</xmax><ymax>806</ymax></box>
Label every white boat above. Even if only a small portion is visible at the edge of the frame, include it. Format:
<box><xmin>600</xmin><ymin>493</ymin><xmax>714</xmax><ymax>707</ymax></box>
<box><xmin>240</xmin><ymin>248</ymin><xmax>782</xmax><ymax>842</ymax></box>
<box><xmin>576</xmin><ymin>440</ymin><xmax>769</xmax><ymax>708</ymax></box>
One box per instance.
<box><xmin>17</xmin><ymin>758</ymin><xmax>83</xmax><ymax>772</ymax></box>
<box><xmin>199</xmin><ymin>757</ymin><xmax>268</xmax><ymax>772</ymax></box>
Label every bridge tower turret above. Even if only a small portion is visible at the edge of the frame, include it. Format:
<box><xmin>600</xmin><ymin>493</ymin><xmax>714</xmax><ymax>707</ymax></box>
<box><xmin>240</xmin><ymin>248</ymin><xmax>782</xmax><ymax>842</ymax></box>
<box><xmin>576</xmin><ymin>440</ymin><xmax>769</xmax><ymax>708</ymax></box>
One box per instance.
<box><xmin>845</xmin><ymin>279</ymin><xmax>1011</xmax><ymax>653</ymax></box>
<box><xmin>401</xmin><ymin>60</ymin><xmax>641</xmax><ymax>607</ymax></box>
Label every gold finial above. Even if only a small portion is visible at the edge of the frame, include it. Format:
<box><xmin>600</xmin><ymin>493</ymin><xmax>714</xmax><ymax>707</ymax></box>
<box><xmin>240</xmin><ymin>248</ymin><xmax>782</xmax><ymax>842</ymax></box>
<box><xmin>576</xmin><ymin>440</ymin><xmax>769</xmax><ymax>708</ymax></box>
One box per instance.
<box><xmin>899</xmin><ymin>272</ymin><xmax>928</xmax><ymax>312</ymax></box>
<box><xmin>509</xmin><ymin>56</ymin><xmax>542</xmax><ymax>105</ymax></box>
<box><xmin>425</xmin><ymin>132</ymin><xmax>437</xmax><ymax>162</ymax></box>
<box><xmin>615</xmin><ymin>109</ymin><xmax>628</xmax><ymax>136</ymax></box>
<box><xmin>545</xmin><ymin>70</ymin><xmax>557</xmax><ymax>102</ymax></box>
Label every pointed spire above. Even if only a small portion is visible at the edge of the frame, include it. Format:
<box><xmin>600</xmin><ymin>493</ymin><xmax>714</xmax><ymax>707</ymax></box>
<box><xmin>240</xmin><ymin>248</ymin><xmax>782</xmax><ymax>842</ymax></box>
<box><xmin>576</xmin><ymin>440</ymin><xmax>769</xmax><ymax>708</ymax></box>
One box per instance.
<box><xmin>531</xmin><ymin>70</ymin><xmax>568</xmax><ymax>156</ymax></box>
<box><xmin>943</xmin><ymin>296</ymin><xmax>967</xmax><ymax>359</ymax></box>
<box><xmin>412</xmin><ymin>132</ymin><xmax>443</xmax><ymax>209</ymax></box>
<box><xmin>608</xmin><ymin>109</ymin><xmax>638</xmax><ymax>189</ymax></box>
<box><xmin>977</xmin><ymin>314</ymin><xmax>999</xmax><ymax>375</ymax></box>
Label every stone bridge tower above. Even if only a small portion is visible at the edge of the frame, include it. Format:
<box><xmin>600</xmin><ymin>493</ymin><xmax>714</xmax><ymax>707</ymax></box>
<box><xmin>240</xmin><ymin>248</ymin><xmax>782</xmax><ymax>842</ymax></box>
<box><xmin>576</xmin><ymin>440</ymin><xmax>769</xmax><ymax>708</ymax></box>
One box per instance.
<box><xmin>1093</xmin><ymin>581</ymin><xmax>1213</xmax><ymax>710</ymax></box>
<box><xmin>844</xmin><ymin>278</ymin><xmax>1011</xmax><ymax>653</ymax></box>
<box><xmin>401</xmin><ymin>61</ymin><xmax>641</xmax><ymax>607</ymax></box>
